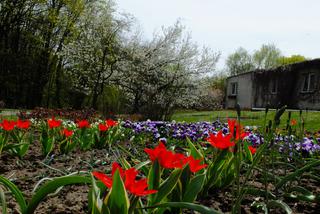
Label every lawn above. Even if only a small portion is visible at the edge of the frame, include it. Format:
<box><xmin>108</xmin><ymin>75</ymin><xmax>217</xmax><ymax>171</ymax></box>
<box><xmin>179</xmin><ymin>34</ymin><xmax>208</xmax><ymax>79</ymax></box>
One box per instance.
<box><xmin>2</xmin><ymin>108</ymin><xmax>320</xmax><ymax>132</ymax></box>
<box><xmin>172</xmin><ymin>109</ymin><xmax>320</xmax><ymax>132</ymax></box>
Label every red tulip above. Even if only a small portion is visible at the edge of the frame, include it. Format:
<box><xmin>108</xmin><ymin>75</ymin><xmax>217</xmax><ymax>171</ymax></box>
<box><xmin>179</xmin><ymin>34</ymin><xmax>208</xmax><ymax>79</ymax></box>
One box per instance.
<box><xmin>98</xmin><ymin>123</ymin><xmax>109</xmax><ymax>132</ymax></box>
<box><xmin>144</xmin><ymin>142</ymin><xmax>184</xmax><ymax>169</ymax></box>
<box><xmin>185</xmin><ymin>156</ymin><xmax>208</xmax><ymax>173</ymax></box>
<box><xmin>1</xmin><ymin>120</ymin><xmax>16</xmax><ymax>131</ymax></box>
<box><xmin>63</xmin><ymin>128</ymin><xmax>73</xmax><ymax>137</ymax></box>
<box><xmin>92</xmin><ymin>162</ymin><xmax>157</xmax><ymax>196</ymax></box>
<box><xmin>105</xmin><ymin>119</ymin><xmax>117</xmax><ymax>127</ymax></box>
<box><xmin>16</xmin><ymin>119</ymin><xmax>30</xmax><ymax>129</ymax></box>
<box><xmin>248</xmin><ymin>146</ymin><xmax>257</xmax><ymax>155</ymax></box>
<box><xmin>47</xmin><ymin>117</ymin><xmax>62</xmax><ymax>129</ymax></box>
<box><xmin>77</xmin><ymin>120</ymin><xmax>90</xmax><ymax>128</ymax></box>
<box><xmin>206</xmin><ymin>131</ymin><xmax>235</xmax><ymax>150</ymax></box>
<box><xmin>228</xmin><ymin>119</ymin><xmax>248</xmax><ymax>140</ymax></box>
<box><xmin>290</xmin><ymin>119</ymin><xmax>297</xmax><ymax>126</ymax></box>
<box><xmin>144</xmin><ymin>142</ymin><xmax>207</xmax><ymax>172</ymax></box>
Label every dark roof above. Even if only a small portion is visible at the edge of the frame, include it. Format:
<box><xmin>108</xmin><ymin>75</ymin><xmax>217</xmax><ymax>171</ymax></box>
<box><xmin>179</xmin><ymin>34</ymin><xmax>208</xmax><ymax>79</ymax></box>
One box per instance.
<box><xmin>227</xmin><ymin>58</ymin><xmax>320</xmax><ymax>79</ymax></box>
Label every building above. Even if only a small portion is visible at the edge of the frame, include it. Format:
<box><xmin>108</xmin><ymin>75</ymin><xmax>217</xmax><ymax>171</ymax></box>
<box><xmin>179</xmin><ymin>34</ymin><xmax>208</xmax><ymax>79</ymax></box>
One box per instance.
<box><xmin>225</xmin><ymin>59</ymin><xmax>320</xmax><ymax>110</ymax></box>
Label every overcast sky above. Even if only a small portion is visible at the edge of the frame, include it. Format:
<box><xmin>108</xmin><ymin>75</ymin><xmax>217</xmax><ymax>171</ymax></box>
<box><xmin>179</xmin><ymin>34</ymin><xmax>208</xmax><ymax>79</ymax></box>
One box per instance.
<box><xmin>115</xmin><ymin>0</ymin><xmax>320</xmax><ymax>69</ymax></box>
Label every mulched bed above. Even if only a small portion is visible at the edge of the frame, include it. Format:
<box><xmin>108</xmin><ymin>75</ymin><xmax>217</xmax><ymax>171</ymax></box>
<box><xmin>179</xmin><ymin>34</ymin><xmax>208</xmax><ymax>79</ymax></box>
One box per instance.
<box><xmin>1</xmin><ymin>142</ymin><xmax>319</xmax><ymax>213</ymax></box>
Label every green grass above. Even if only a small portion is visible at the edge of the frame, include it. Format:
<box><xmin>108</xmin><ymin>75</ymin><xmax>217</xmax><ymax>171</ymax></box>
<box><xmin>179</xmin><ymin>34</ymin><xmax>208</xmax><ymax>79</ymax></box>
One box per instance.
<box><xmin>172</xmin><ymin>110</ymin><xmax>320</xmax><ymax>132</ymax></box>
<box><xmin>2</xmin><ymin>108</ymin><xmax>320</xmax><ymax>132</ymax></box>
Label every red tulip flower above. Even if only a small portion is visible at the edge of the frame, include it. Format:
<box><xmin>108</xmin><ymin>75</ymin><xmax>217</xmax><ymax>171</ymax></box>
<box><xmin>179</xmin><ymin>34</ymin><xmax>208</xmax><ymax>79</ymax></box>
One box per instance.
<box><xmin>16</xmin><ymin>119</ymin><xmax>31</xmax><ymax>129</ymax></box>
<box><xmin>92</xmin><ymin>162</ymin><xmax>157</xmax><ymax>197</ymax></box>
<box><xmin>206</xmin><ymin>131</ymin><xmax>235</xmax><ymax>150</ymax></box>
<box><xmin>290</xmin><ymin>119</ymin><xmax>297</xmax><ymax>126</ymax></box>
<box><xmin>248</xmin><ymin>146</ymin><xmax>257</xmax><ymax>155</ymax></box>
<box><xmin>63</xmin><ymin>128</ymin><xmax>73</xmax><ymax>138</ymax></box>
<box><xmin>47</xmin><ymin>117</ymin><xmax>62</xmax><ymax>129</ymax></box>
<box><xmin>144</xmin><ymin>142</ymin><xmax>207</xmax><ymax>172</ymax></box>
<box><xmin>77</xmin><ymin>120</ymin><xmax>90</xmax><ymax>128</ymax></box>
<box><xmin>185</xmin><ymin>156</ymin><xmax>208</xmax><ymax>173</ymax></box>
<box><xmin>1</xmin><ymin>120</ymin><xmax>16</xmax><ymax>131</ymax></box>
<box><xmin>144</xmin><ymin>142</ymin><xmax>185</xmax><ymax>169</ymax></box>
<box><xmin>105</xmin><ymin>119</ymin><xmax>117</xmax><ymax>127</ymax></box>
<box><xmin>98</xmin><ymin>123</ymin><xmax>109</xmax><ymax>132</ymax></box>
<box><xmin>228</xmin><ymin>119</ymin><xmax>248</xmax><ymax>140</ymax></box>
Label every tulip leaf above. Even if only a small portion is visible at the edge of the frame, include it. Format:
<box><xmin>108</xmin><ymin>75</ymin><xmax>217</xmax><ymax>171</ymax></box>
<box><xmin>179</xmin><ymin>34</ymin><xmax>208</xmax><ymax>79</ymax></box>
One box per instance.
<box><xmin>134</xmin><ymin>160</ymin><xmax>151</xmax><ymax>171</ymax></box>
<box><xmin>145</xmin><ymin>202</ymin><xmax>222</xmax><ymax>214</ymax></box>
<box><xmin>0</xmin><ymin>175</ymin><xmax>27</xmax><ymax>213</ymax></box>
<box><xmin>182</xmin><ymin>173</ymin><xmax>206</xmax><ymax>202</ymax></box>
<box><xmin>284</xmin><ymin>186</ymin><xmax>319</xmax><ymax>202</ymax></box>
<box><xmin>243</xmin><ymin>141</ymin><xmax>253</xmax><ymax>162</ymax></box>
<box><xmin>244</xmin><ymin>187</ymin><xmax>276</xmax><ymax>200</ymax></box>
<box><xmin>180</xmin><ymin>164</ymin><xmax>191</xmax><ymax>196</ymax></box>
<box><xmin>148</xmin><ymin>159</ymin><xmax>160</xmax><ymax>204</ymax></box>
<box><xmin>187</xmin><ymin>137</ymin><xmax>203</xmax><ymax>159</ymax></box>
<box><xmin>276</xmin><ymin>160</ymin><xmax>320</xmax><ymax>190</ymax></box>
<box><xmin>88</xmin><ymin>174</ymin><xmax>106</xmax><ymax>214</ymax></box>
<box><xmin>25</xmin><ymin>175</ymin><xmax>91</xmax><ymax>214</ymax></box>
<box><xmin>119</xmin><ymin>157</ymin><xmax>132</xmax><ymax>169</ymax></box>
<box><xmin>267</xmin><ymin>200</ymin><xmax>292</xmax><ymax>214</ymax></box>
<box><xmin>153</xmin><ymin>168</ymin><xmax>182</xmax><ymax>204</ymax></box>
<box><xmin>0</xmin><ymin>186</ymin><xmax>8</xmax><ymax>214</ymax></box>
<box><xmin>105</xmin><ymin>169</ymin><xmax>130</xmax><ymax>214</ymax></box>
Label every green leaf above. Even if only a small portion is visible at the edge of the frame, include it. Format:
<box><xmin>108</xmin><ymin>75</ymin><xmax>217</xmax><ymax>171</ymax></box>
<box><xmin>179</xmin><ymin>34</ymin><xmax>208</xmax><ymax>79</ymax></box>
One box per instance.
<box><xmin>243</xmin><ymin>141</ymin><xmax>253</xmax><ymax>162</ymax></box>
<box><xmin>148</xmin><ymin>159</ymin><xmax>161</xmax><ymax>205</ymax></box>
<box><xmin>244</xmin><ymin>187</ymin><xmax>276</xmax><ymax>200</ymax></box>
<box><xmin>105</xmin><ymin>169</ymin><xmax>130</xmax><ymax>214</ymax></box>
<box><xmin>274</xmin><ymin>105</ymin><xmax>287</xmax><ymax>126</ymax></box>
<box><xmin>276</xmin><ymin>160</ymin><xmax>320</xmax><ymax>190</ymax></box>
<box><xmin>284</xmin><ymin>186</ymin><xmax>318</xmax><ymax>202</ymax></box>
<box><xmin>180</xmin><ymin>164</ymin><xmax>191</xmax><ymax>196</ymax></box>
<box><xmin>119</xmin><ymin>157</ymin><xmax>132</xmax><ymax>169</ymax></box>
<box><xmin>88</xmin><ymin>175</ymin><xmax>105</xmax><ymax>214</ymax></box>
<box><xmin>134</xmin><ymin>160</ymin><xmax>151</xmax><ymax>170</ymax></box>
<box><xmin>251</xmin><ymin>201</ymin><xmax>268</xmax><ymax>214</ymax></box>
<box><xmin>182</xmin><ymin>173</ymin><xmax>205</xmax><ymax>202</ymax></box>
<box><xmin>153</xmin><ymin>168</ymin><xmax>182</xmax><ymax>204</ymax></box>
<box><xmin>25</xmin><ymin>175</ymin><xmax>91</xmax><ymax>214</ymax></box>
<box><xmin>0</xmin><ymin>175</ymin><xmax>27</xmax><ymax>213</ymax></box>
<box><xmin>267</xmin><ymin>200</ymin><xmax>292</xmax><ymax>214</ymax></box>
<box><xmin>0</xmin><ymin>186</ymin><xmax>7</xmax><ymax>214</ymax></box>
<box><xmin>145</xmin><ymin>202</ymin><xmax>222</xmax><ymax>214</ymax></box>
<box><xmin>187</xmin><ymin>137</ymin><xmax>203</xmax><ymax>159</ymax></box>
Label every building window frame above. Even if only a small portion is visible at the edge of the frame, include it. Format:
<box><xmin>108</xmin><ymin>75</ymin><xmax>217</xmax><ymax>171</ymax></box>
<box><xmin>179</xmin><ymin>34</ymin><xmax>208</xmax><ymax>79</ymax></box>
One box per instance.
<box><xmin>230</xmin><ymin>82</ymin><xmax>238</xmax><ymax>96</ymax></box>
<box><xmin>301</xmin><ymin>73</ymin><xmax>315</xmax><ymax>93</ymax></box>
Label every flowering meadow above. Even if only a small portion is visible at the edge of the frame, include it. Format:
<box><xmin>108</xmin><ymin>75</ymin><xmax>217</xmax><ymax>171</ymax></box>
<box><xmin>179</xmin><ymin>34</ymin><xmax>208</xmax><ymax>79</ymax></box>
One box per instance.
<box><xmin>0</xmin><ymin>108</ymin><xmax>320</xmax><ymax>213</ymax></box>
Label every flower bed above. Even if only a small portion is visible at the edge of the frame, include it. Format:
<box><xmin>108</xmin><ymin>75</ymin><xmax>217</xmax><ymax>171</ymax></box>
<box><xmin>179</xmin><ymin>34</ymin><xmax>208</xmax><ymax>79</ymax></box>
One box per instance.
<box><xmin>0</xmin><ymin>110</ymin><xmax>320</xmax><ymax>213</ymax></box>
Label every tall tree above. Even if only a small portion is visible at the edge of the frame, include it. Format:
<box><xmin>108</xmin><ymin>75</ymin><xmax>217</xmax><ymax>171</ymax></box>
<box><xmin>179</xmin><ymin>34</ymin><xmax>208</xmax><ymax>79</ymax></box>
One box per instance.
<box><xmin>277</xmin><ymin>55</ymin><xmax>307</xmax><ymax>66</ymax></box>
<box><xmin>253</xmin><ymin>43</ymin><xmax>282</xmax><ymax>69</ymax></box>
<box><xmin>61</xmin><ymin>0</ymin><xmax>131</xmax><ymax>108</ymax></box>
<box><xmin>225</xmin><ymin>47</ymin><xmax>254</xmax><ymax>76</ymax></box>
<box><xmin>117</xmin><ymin>22</ymin><xmax>219</xmax><ymax>119</ymax></box>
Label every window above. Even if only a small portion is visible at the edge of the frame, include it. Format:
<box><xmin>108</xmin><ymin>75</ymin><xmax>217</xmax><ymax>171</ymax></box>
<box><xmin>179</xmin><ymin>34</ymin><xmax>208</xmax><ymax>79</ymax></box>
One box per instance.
<box><xmin>270</xmin><ymin>78</ymin><xmax>278</xmax><ymax>94</ymax></box>
<box><xmin>302</xmin><ymin>73</ymin><xmax>315</xmax><ymax>92</ymax></box>
<box><xmin>231</xmin><ymin>82</ymin><xmax>238</xmax><ymax>95</ymax></box>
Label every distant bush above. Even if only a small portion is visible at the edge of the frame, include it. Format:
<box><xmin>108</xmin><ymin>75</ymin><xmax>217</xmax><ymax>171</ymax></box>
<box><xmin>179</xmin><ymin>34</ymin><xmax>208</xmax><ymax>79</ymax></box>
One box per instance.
<box><xmin>17</xmin><ymin>107</ymin><xmax>99</xmax><ymax>121</ymax></box>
